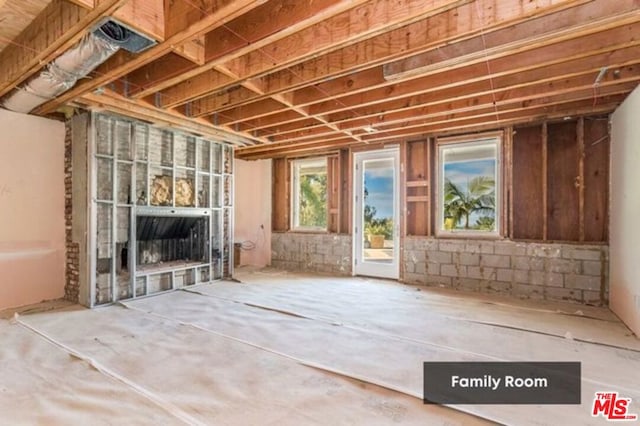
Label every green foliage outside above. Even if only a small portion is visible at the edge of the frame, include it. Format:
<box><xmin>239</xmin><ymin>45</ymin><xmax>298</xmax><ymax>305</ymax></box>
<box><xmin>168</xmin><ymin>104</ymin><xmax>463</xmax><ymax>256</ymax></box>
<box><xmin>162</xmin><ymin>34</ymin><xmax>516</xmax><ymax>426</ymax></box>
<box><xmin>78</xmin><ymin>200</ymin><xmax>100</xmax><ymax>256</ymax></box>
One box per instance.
<box><xmin>363</xmin><ymin>187</ymin><xmax>393</xmax><ymax>239</ymax></box>
<box><xmin>299</xmin><ymin>173</ymin><xmax>327</xmax><ymax>228</ymax></box>
<box><xmin>444</xmin><ymin>176</ymin><xmax>495</xmax><ymax>231</ymax></box>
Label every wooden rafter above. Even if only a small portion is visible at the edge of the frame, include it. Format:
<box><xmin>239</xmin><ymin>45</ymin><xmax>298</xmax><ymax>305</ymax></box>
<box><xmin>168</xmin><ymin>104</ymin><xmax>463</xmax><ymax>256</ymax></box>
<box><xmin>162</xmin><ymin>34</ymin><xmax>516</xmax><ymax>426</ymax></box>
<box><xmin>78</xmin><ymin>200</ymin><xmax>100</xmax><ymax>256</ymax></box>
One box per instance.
<box><xmin>0</xmin><ymin>0</ymin><xmax>637</xmax><ymax>159</ymax></box>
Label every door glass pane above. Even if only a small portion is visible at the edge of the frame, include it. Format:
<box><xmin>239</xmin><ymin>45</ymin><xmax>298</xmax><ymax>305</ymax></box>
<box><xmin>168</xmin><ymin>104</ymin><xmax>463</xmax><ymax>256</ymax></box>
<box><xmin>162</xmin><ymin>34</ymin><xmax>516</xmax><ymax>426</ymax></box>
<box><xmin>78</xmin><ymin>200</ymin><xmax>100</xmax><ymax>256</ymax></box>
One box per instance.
<box><xmin>363</xmin><ymin>158</ymin><xmax>395</xmax><ymax>263</ymax></box>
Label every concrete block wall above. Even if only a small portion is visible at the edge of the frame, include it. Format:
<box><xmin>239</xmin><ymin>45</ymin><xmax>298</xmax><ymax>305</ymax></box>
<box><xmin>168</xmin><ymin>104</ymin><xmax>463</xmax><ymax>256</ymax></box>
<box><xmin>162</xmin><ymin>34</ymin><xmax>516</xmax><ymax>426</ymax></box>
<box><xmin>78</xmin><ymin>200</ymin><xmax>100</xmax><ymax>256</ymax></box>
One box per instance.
<box><xmin>271</xmin><ymin>232</ymin><xmax>352</xmax><ymax>275</ymax></box>
<box><xmin>404</xmin><ymin>237</ymin><xmax>609</xmax><ymax>305</ymax></box>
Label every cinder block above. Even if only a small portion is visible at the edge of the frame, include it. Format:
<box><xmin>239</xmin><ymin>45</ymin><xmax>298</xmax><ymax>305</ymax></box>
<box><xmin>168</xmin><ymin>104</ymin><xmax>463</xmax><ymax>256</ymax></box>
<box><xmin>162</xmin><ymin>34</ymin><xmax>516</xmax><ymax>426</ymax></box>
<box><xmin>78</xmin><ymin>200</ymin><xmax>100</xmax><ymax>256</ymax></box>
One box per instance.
<box><xmin>581</xmin><ymin>260</ymin><xmax>602</xmax><ymax>276</ymax></box>
<box><xmin>467</xmin><ymin>266</ymin><xmax>496</xmax><ymax>280</ymax></box>
<box><xmin>415</xmin><ymin>261</ymin><xmax>426</xmax><ymax>274</ymax></box>
<box><xmin>441</xmin><ymin>264</ymin><xmax>466</xmax><ymax>277</ymax></box>
<box><xmin>545</xmin><ymin>287</ymin><xmax>582</xmax><ymax>303</ymax></box>
<box><xmin>547</xmin><ymin>258</ymin><xmax>581</xmax><ymax>274</ymax></box>
<box><xmin>565</xmin><ymin>275</ymin><xmax>601</xmax><ymax>291</ymax></box>
<box><xmin>496</xmin><ymin>268</ymin><xmax>513</xmax><ymax>282</ymax></box>
<box><xmin>404</xmin><ymin>261</ymin><xmax>416</xmax><ymax>274</ymax></box>
<box><xmin>458</xmin><ymin>278</ymin><xmax>481</xmax><ymax>292</ymax></box>
<box><xmin>439</xmin><ymin>240</ymin><xmax>465</xmax><ymax>252</ymax></box>
<box><xmin>513</xmin><ymin>283</ymin><xmax>545</xmax><ymax>299</ymax></box>
<box><xmin>583</xmin><ymin>290</ymin><xmax>605</xmax><ymax>305</ymax></box>
<box><xmin>405</xmin><ymin>272</ymin><xmax>427</xmax><ymax>285</ymax></box>
<box><xmin>526</xmin><ymin>244</ymin><xmax>562</xmax><ymax>258</ymax></box>
<box><xmin>405</xmin><ymin>249</ymin><xmax>425</xmax><ymax>263</ymax></box>
<box><xmin>457</xmin><ymin>252</ymin><xmax>480</xmax><ymax>266</ymax></box>
<box><xmin>494</xmin><ymin>241</ymin><xmax>526</xmax><ymax>256</ymax></box>
<box><xmin>426</xmin><ymin>263</ymin><xmax>440</xmax><ymax>276</ymax></box>
<box><xmin>426</xmin><ymin>251</ymin><xmax>452</xmax><ymax>264</ymax></box>
<box><xmin>478</xmin><ymin>242</ymin><xmax>496</xmax><ymax>254</ymax></box>
<box><xmin>426</xmin><ymin>276</ymin><xmax>453</xmax><ymax>287</ymax></box>
<box><xmin>464</xmin><ymin>242</ymin><xmax>480</xmax><ymax>253</ymax></box>
<box><xmin>409</xmin><ymin>237</ymin><xmax>438</xmax><ymax>251</ymax></box>
<box><xmin>562</xmin><ymin>247</ymin><xmax>603</xmax><ymax>261</ymax></box>
<box><xmin>485</xmin><ymin>281</ymin><xmax>512</xmax><ymax>293</ymax></box>
<box><xmin>480</xmin><ymin>254</ymin><xmax>510</xmax><ymax>268</ymax></box>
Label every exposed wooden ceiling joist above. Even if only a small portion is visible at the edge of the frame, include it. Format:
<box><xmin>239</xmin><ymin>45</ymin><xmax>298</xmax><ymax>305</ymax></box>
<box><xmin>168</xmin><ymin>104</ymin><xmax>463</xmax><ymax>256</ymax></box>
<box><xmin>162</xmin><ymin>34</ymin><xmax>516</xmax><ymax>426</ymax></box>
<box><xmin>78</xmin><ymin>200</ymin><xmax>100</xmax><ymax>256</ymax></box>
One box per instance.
<box><xmin>0</xmin><ymin>0</ymin><xmax>637</xmax><ymax>158</ymax></box>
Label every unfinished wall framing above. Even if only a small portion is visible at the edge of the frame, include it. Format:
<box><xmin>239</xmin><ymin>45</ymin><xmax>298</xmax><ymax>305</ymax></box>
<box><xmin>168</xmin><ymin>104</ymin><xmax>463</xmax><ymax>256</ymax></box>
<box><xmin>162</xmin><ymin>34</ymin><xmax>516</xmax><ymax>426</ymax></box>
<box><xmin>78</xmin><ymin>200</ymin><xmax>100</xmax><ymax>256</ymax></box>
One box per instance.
<box><xmin>269</xmin><ymin>114</ymin><xmax>611</xmax><ymax>304</ymax></box>
<box><xmin>66</xmin><ymin>111</ymin><xmax>234</xmax><ymax>307</ymax></box>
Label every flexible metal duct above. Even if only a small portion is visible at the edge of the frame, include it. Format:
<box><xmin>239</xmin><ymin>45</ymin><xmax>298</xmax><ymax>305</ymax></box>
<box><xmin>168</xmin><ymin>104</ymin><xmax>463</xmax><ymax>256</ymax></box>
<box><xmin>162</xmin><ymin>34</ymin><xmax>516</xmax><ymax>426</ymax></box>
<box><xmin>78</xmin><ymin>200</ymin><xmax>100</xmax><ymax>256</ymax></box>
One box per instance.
<box><xmin>1</xmin><ymin>24</ymin><xmax>124</xmax><ymax>113</ymax></box>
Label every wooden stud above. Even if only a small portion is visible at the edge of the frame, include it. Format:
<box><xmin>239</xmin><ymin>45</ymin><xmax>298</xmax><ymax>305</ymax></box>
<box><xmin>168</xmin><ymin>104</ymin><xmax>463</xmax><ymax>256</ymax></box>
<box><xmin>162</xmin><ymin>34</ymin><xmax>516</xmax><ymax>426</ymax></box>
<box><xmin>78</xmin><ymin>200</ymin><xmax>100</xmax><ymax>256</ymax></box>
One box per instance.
<box><xmin>578</xmin><ymin>117</ymin><xmax>585</xmax><ymax>241</ymax></box>
<box><xmin>542</xmin><ymin>122</ymin><xmax>548</xmax><ymax>241</ymax></box>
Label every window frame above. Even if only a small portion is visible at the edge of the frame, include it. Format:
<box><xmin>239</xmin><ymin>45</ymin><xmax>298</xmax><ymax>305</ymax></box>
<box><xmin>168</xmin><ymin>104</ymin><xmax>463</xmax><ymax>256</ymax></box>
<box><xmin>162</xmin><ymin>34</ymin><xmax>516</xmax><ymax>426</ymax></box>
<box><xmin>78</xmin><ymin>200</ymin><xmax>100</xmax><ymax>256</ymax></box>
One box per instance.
<box><xmin>435</xmin><ymin>134</ymin><xmax>503</xmax><ymax>238</ymax></box>
<box><xmin>290</xmin><ymin>156</ymin><xmax>329</xmax><ymax>232</ymax></box>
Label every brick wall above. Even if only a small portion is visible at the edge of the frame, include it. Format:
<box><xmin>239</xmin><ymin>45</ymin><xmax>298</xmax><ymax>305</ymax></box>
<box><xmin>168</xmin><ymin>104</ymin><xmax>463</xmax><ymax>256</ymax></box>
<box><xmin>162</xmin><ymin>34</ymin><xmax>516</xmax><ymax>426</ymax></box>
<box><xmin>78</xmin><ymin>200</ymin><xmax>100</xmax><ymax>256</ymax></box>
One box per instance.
<box><xmin>404</xmin><ymin>237</ymin><xmax>609</xmax><ymax>305</ymax></box>
<box><xmin>271</xmin><ymin>232</ymin><xmax>352</xmax><ymax>275</ymax></box>
<box><xmin>64</xmin><ymin>120</ymin><xmax>80</xmax><ymax>302</ymax></box>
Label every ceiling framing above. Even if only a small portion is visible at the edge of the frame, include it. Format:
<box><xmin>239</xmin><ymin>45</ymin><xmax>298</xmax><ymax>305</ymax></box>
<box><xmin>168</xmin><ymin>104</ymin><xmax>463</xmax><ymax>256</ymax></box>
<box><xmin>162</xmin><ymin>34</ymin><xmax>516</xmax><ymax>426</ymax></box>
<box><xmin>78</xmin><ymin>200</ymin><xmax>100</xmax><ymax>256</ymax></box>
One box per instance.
<box><xmin>1</xmin><ymin>0</ymin><xmax>639</xmax><ymax>159</ymax></box>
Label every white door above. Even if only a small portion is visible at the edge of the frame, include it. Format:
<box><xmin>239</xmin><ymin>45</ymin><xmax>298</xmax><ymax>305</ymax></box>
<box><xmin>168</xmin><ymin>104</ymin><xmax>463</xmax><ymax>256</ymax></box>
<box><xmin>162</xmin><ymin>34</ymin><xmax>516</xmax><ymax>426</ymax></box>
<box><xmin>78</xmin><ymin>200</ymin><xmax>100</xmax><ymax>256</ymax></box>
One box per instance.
<box><xmin>353</xmin><ymin>148</ymin><xmax>400</xmax><ymax>279</ymax></box>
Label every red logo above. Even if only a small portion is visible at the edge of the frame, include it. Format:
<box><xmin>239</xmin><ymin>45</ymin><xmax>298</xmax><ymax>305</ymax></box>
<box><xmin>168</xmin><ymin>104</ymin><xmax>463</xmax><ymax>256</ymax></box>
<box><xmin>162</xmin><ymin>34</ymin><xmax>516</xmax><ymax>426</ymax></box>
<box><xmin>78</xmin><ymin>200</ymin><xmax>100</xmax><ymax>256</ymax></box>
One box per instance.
<box><xmin>592</xmin><ymin>392</ymin><xmax>638</xmax><ymax>421</ymax></box>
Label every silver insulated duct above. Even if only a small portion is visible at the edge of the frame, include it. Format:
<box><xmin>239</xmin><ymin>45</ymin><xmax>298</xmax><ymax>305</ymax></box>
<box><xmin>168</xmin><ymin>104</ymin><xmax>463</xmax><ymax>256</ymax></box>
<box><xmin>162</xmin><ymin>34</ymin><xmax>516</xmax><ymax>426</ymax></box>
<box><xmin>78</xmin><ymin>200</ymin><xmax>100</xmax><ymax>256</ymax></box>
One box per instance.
<box><xmin>1</xmin><ymin>21</ymin><xmax>133</xmax><ymax>113</ymax></box>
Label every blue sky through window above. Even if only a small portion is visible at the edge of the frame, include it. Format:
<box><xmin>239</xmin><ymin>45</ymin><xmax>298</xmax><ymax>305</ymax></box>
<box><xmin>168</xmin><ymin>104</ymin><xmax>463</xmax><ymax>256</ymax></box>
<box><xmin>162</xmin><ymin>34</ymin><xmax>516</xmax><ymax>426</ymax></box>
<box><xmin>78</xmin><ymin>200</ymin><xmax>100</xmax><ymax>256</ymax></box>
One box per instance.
<box><xmin>364</xmin><ymin>163</ymin><xmax>394</xmax><ymax>219</ymax></box>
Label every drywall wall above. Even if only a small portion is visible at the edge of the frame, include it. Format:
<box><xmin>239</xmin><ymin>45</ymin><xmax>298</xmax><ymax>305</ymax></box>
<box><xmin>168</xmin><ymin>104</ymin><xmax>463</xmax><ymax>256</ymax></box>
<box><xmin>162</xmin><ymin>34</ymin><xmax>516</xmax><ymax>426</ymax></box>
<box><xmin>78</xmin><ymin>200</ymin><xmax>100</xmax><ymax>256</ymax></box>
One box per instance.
<box><xmin>0</xmin><ymin>109</ymin><xmax>65</xmax><ymax>310</ymax></box>
<box><xmin>611</xmin><ymin>85</ymin><xmax>640</xmax><ymax>336</ymax></box>
<box><xmin>234</xmin><ymin>159</ymin><xmax>271</xmax><ymax>267</ymax></box>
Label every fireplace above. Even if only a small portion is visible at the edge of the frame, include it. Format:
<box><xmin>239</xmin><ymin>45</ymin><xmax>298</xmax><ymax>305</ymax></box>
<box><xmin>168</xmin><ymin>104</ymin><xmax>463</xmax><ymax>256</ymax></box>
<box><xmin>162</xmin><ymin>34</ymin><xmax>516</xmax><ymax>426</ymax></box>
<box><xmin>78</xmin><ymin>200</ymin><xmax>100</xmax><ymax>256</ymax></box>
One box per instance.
<box><xmin>66</xmin><ymin>112</ymin><xmax>234</xmax><ymax>307</ymax></box>
<box><xmin>136</xmin><ymin>212</ymin><xmax>210</xmax><ymax>272</ymax></box>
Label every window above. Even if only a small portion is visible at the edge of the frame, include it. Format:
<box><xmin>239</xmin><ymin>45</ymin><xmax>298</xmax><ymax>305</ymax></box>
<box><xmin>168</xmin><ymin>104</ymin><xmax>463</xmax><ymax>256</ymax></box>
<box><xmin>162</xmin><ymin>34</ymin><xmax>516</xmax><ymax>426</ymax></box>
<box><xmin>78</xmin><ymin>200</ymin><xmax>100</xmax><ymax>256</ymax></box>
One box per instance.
<box><xmin>291</xmin><ymin>157</ymin><xmax>328</xmax><ymax>231</ymax></box>
<box><xmin>437</xmin><ymin>137</ymin><xmax>501</xmax><ymax>236</ymax></box>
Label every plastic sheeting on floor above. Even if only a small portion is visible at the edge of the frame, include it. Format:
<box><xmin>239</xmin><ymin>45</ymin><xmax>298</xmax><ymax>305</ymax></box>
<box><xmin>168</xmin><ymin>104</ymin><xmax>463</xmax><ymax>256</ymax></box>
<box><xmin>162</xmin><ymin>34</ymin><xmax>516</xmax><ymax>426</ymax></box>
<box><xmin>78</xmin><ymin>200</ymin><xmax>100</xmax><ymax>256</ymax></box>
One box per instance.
<box><xmin>4</xmin><ymin>269</ymin><xmax>639</xmax><ymax>425</ymax></box>
<box><xmin>4</xmin><ymin>304</ymin><xmax>486</xmax><ymax>425</ymax></box>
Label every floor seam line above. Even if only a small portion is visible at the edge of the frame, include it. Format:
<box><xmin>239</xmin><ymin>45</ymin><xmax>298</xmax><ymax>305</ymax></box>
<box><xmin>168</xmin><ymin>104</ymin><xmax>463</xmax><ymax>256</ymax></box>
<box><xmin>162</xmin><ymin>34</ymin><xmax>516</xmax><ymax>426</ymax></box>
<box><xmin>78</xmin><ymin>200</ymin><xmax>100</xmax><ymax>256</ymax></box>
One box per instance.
<box><xmin>11</xmin><ymin>314</ymin><xmax>205</xmax><ymax>426</ymax></box>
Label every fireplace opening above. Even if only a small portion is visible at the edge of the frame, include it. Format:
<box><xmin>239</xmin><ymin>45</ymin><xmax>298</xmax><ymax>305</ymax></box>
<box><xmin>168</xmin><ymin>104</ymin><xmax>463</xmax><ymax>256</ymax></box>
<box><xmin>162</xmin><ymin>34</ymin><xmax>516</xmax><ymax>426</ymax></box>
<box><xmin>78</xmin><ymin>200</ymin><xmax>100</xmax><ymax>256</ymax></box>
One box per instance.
<box><xmin>136</xmin><ymin>214</ymin><xmax>210</xmax><ymax>273</ymax></box>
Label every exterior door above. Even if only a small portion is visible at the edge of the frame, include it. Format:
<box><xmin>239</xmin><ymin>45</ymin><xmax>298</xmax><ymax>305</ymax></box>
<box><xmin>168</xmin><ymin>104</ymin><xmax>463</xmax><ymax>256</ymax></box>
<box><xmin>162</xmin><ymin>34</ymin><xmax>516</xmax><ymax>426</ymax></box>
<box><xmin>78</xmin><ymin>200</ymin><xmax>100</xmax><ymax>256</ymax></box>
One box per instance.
<box><xmin>353</xmin><ymin>148</ymin><xmax>400</xmax><ymax>279</ymax></box>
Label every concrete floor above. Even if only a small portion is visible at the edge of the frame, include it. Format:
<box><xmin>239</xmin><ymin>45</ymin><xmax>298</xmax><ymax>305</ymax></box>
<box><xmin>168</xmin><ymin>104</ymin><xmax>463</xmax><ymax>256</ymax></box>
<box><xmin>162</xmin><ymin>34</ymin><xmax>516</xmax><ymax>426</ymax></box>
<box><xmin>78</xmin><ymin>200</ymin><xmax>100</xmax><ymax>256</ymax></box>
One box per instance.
<box><xmin>2</xmin><ymin>267</ymin><xmax>639</xmax><ymax>425</ymax></box>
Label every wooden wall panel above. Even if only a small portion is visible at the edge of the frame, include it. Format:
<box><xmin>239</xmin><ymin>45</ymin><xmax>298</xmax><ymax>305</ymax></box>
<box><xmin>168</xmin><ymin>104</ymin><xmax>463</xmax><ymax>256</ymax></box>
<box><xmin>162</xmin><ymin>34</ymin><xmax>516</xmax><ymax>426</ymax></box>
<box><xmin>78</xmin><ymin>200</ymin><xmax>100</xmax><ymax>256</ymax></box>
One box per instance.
<box><xmin>405</xmin><ymin>140</ymin><xmax>430</xmax><ymax>236</ymax></box>
<box><xmin>547</xmin><ymin>121</ymin><xmax>580</xmax><ymax>241</ymax></box>
<box><xmin>271</xmin><ymin>157</ymin><xmax>289</xmax><ymax>231</ymax></box>
<box><xmin>583</xmin><ymin>116</ymin><xmax>610</xmax><ymax>242</ymax></box>
<box><xmin>339</xmin><ymin>149</ymin><xmax>351</xmax><ymax>234</ymax></box>
<box><xmin>327</xmin><ymin>155</ymin><xmax>340</xmax><ymax>233</ymax></box>
<box><xmin>512</xmin><ymin>125</ymin><xmax>544</xmax><ymax>240</ymax></box>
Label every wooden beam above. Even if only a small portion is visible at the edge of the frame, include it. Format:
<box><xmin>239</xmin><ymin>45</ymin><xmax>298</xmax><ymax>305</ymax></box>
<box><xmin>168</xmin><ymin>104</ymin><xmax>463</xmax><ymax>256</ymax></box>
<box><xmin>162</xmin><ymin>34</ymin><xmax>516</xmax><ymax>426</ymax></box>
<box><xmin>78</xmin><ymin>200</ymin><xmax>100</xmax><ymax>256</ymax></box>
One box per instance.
<box><xmin>66</xmin><ymin>0</ymin><xmax>94</xmax><ymax>9</ymax></box>
<box><xmin>235</xmin><ymin>97</ymin><xmax>622</xmax><ymax>159</ymax></box>
<box><xmin>324</xmin><ymin>62</ymin><xmax>640</xmax><ymax>126</ymax></box>
<box><xmin>233</xmin><ymin>27</ymin><xmax>640</xmax><ymax>133</ymax></box>
<box><xmin>222</xmin><ymin>0</ymin><xmax>471</xmax><ymax>80</ymax></box>
<box><xmin>157</xmin><ymin>0</ymin><xmax>469</xmax><ymax>110</ymax></box>
<box><xmin>205</xmin><ymin>1</ymin><xmax>637</xmax><ymax>126</ymax></box>
<box><xmin>171</xmin><ymin>36</ymin><xmax>206</xmax><ymax>65</ymax></box>
<box><xmin>260</xmin><ymin>0</ymin><xmax>592</xmax><ymax>95</ymax></box>
<box><xmin>258</xmin><ymin>61</ymin><xmax>640</xmax><ymax>141</ymax></box>
<box><xmin>80</xmin><ymin>89</ymin><xmax>263</xmax><ymax>146</ymax></box>
<box><xmin>0</xmin><ymin>0</ymin><xmax>127</xmax><ymax>98</ymax></box>
<box><xmin>123</xmin><ymin>53</ymin><xmax>198</xmax><ymax>98</ymax></box>
<box><xmin>113</xmin><ymin>0</ymin><xmax>165</xmax><ymax>41</ymax></box>
<box><xmin>382</xmin><ymin>0</ymin><xmax>640</xmax><ymax>80</ymax></box>
<box><xmin>132</xmin><ymin>0</ymin><xmax>372</xmax><ymax>100</ymax></box>
<box><xmin>34</xmin><ymin>0</ymin><xmax>268</xmax><ymax>115</ymax></box>
<box><xmin>176</xmin><ymin>0</ymin><xmax>585</xmax><ymax>113</ymax></box>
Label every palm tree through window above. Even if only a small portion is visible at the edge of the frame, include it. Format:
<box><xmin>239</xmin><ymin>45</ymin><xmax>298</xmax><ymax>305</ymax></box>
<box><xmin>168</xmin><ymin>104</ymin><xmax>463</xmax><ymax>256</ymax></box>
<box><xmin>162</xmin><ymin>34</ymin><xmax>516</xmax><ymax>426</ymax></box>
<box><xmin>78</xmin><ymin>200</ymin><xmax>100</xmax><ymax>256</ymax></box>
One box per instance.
<box><xmin>438</xmin><ymin>138</ymin><xmax>500</xmax><ymax>235</ymax></box>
